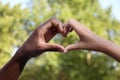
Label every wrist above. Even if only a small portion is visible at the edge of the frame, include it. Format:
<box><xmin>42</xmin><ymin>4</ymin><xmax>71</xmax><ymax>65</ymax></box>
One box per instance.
<box><xmin>94</xmin><ymin>37</ymin><xmax>109</xmax><ymax>52</ymax></box>
<box><xmin>97</xmin><ymin>38</ymin><xmax>113</xmax><ymax>53</ymax></box>
<box><xmin>12</xmin><ymin>48</ymin><xmax>30</xmax><ymax>62</ymax></box>
<box><xmin>96</xmin><ymin>38</ymin><xmax>120</xmax><ymax>61</ymax></box>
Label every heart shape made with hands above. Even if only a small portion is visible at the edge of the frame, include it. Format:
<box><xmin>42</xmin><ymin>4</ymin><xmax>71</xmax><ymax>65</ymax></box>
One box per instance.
<box><xmin>44</xmin><ymin>24</ymin><xmax>77</xmax><ymax>53</ymax></box>
<box><xmin>42</xmin><ymin>22</ymin><xmax>77</xmax><ymax>53</ymax></box>
<box><xmin>36</xmin><ymin>17</ymin><xmax>97</xmax><ymax>55</ymax></box>
<box><xmin>50</xmin><ymin>20</ymin><xmax>96</xmax><ymax>53</ymax></box>
<box><xmin>21</xmin><ymin>17</ymin><xmax>98</xmax><ymax>58</ymax></box>
<box><xmin>47</xmin><ymin>23</ymin><xmax>80</xmax><ymax>53</ymax></box>
<box><xmin>40</xmin><ymin>17</ymin><xmax>85</xmax><ymax>53</ymax></box>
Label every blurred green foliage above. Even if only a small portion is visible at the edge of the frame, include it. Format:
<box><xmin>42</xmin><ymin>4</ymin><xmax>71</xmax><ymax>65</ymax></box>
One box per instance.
<box><xmin>0</xmin><ymin>0</ymin><xmax>120</xmax><ymax>80</ymax></box>
<box><xmin>0</xmin><ymin>3</ymin><xmax>30</xmax><ymax>67</ymax></box>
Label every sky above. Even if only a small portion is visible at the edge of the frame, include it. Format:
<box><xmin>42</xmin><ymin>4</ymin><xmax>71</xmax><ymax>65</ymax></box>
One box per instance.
<box><xmin>99</xmin><ymin>0</ymin><xmax>120</xmax><ymax>21</ymax></box>
<box><xmin>0</xmin><ymin>0</ymin><xmax>29</xmax><ymax>9</ymax></box>
<box><xmin>0</xmin><ymin>0</ymin><xmax>120</xmax><ymax>21</ymax></box>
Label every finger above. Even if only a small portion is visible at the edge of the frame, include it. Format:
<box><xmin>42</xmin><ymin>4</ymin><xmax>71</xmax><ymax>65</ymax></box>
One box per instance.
<box><xmin>63</xmin><ymin>27</ymin><xmax>68</xmax><ymax>37</ymax></box>
<box><xmin>66</xmin><ymin>25</ymin><xmax>73</xmax><ymax>33</ymax></box>
<box><xmin>65</xmin><ymin>42</ymin><xmax>85</xmax><ymax>53</ymax></box>
<box><xmin>44</xmin><ymin>43</ymin><xmax>65</xmax><ymax>53</ymax></box>
<box><xmin>51</xmin><ymin>17</ymin><xmax>64</xmax><ymax>34</ymax></box>
<box><xmin>64</xmin><ymin>43</ymin><xmax>80</xmax><ymax>52</ymax></box>
<box><xmin>42</xmin><ymin>17</ymin><xmax>64</xmax><ymax>34</ymax></box>
<box><xmin>57</xmin><ymin>23</ymin><xmax>64</xmax><ymax>34</ymax></box>
<box><xmin>69</xmin><ymin>27</ymin><xmax>73</xmax><ymax>32</ymax></box>
<box><xmin>66</xmin><ymin>19</ymin><xmax>83</xmax><ymax>36</ymax></box>
<box><xmin>62</xmin><ymin>24</ymin><xmax>72</xmax><ymax>37</ymax></box>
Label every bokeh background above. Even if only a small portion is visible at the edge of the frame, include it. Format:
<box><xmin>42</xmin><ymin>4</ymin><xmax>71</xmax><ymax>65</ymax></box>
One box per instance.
<box><xmin>0</xmin><ymin>0</ymin><xmax>120</xmax><ymax>80</ymax></box>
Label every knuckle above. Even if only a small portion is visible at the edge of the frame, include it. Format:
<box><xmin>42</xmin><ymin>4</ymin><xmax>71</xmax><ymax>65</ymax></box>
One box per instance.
<box><xmin>50</xmin><ymin>16</ymin><xmax>58</xmax><ymax>22</ymax></box>
<box><xmin>51</xmin><ymin>21</ymin><xmax>61</xmax><ymax>28</ymax></box>
<box><xmin>68</xmin><ymin>19</ymin><xmax>75</xmax><ymax>23</ymax></box>
<box><xmin>52</xmin><ymin>45</ymin><xmax>57</xmax><ymax>48</ymax></box>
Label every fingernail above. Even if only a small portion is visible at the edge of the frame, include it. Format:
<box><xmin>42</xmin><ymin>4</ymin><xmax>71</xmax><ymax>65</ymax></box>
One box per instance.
<box><xmin>63</xmin><ymin>49</ymin><xmax>68</xmax><ymax>53</ymax></box>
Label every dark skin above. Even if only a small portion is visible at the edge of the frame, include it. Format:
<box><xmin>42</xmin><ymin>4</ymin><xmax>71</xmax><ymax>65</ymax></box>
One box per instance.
<box><xmin>0</xmin><ymin>17</ymin><xmax>69</xmax><ymax>80</ymax></box>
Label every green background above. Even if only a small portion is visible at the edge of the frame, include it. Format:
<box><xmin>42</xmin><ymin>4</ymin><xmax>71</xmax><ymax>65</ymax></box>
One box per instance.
<box><xmin>0</xmin><ymin>0</ymin><xmax>120</xmax><ymax>80</ymax></box>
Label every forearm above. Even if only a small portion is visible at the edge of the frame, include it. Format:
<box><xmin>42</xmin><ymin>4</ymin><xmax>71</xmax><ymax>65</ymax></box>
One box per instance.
<box><xmin>98</xmin><ymin>39</ymin><xmax>120</xmax><ymax>62</ymax></box>
<box><xmin>0</xmin><ymin>49</ymin><xmax>29</xmax><ymax>80</ymax></box>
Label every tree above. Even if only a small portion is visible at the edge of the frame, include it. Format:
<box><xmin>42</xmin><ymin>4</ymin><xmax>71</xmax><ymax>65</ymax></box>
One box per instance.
<box><xmin>0</xmin><ymin>0</ymin><xmax>120</xmax><ymax>80</ymax></box>
<box><xmin>0</xmin><ymin>3</ymin><xmax>30</xmax><ymax>67</ymax></box>
<box><xmin>19</xmin><ymin>0</ymin><xmax>120</xmax><ymax>80</ymax></box>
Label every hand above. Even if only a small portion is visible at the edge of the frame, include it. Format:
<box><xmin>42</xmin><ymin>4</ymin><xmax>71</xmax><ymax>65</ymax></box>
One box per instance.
<box><xmin>18</xmin><ymin>17</ymin><xmax>66</xmax><ymax>58</ymax></box>
<box><xmin>64</xmin><ymin>19</ymin><xmax>106</xmax><ymax>52</ymax></box>
<box><xmin>0</xmin><ymin>17</ymin><xmax>71</xmax><ymax>80</ymax></box>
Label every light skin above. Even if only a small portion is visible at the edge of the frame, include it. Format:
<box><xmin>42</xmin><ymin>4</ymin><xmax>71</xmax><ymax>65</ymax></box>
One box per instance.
<box><xmin>0</xmin><ymin>17</ymin><xmax>68</xmax><ymax>80</ymax></box>
<box><xmin>64</xmin><ymin>19</ymin><xmax>120</xmax><ymax>62</ymax></box>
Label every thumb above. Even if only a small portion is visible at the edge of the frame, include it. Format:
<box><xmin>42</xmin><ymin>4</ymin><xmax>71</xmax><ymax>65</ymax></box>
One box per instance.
<box><xmin>44</xmin><ymin>43</ymin><xmax>65</xmax><ymax>52</ymax></box>
<box><xmin>64</xmin><ymin>42</ymin><xmax>85</xmax><ymax>53</ymax></box>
